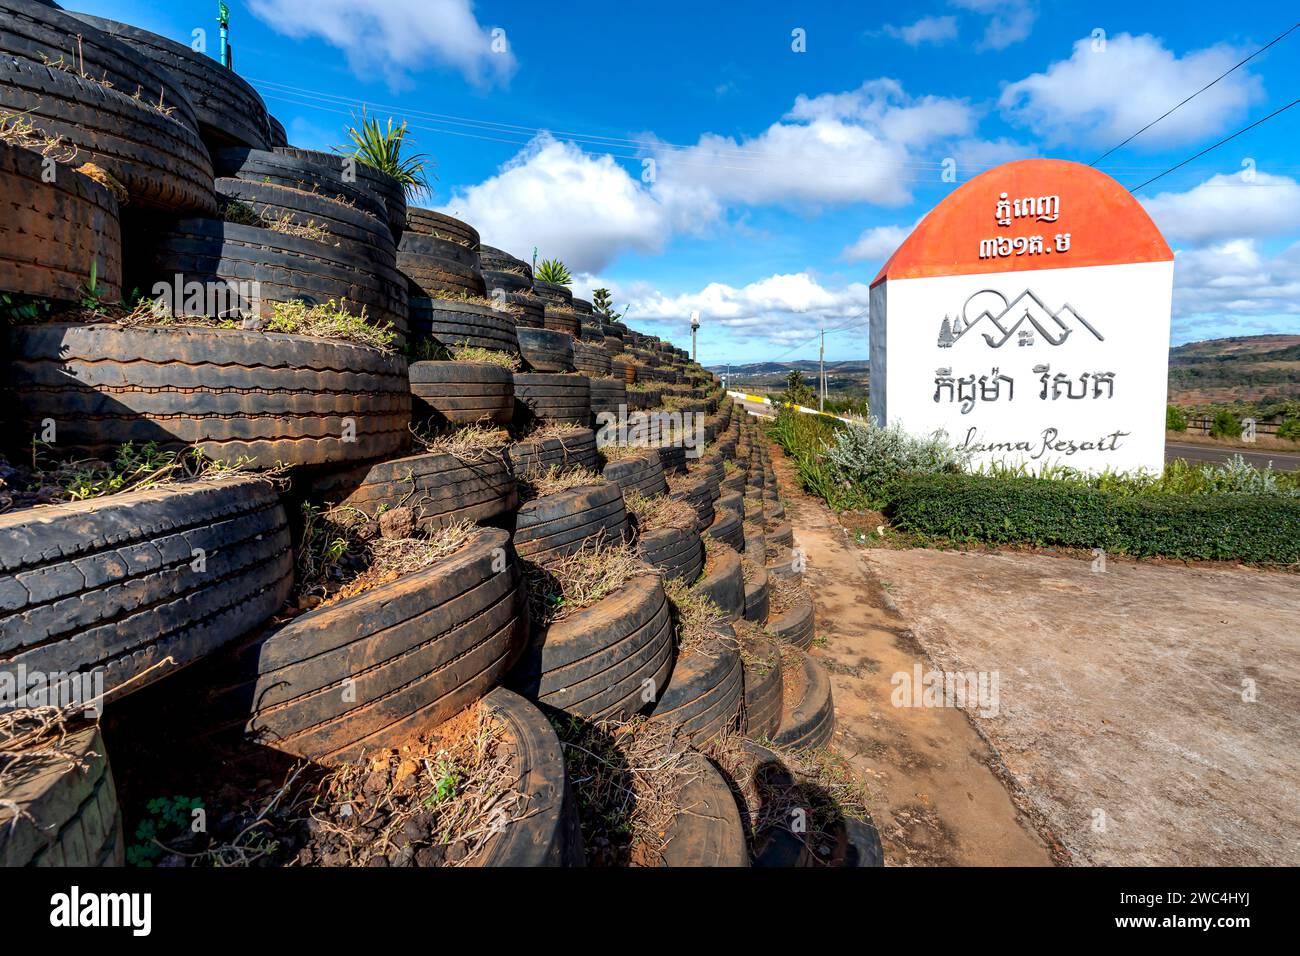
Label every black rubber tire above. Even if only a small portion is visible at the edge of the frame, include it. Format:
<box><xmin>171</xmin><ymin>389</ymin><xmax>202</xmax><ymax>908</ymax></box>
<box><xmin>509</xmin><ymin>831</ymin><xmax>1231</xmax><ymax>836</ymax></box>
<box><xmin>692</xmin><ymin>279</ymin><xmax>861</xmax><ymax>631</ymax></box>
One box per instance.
<box><xmin>0</xmin><ymin>54</ymin><xmax>216</xmax><ymax>214</ymax></box>
<box><xmin>694</xmin><ymin>548</ymin><xmax>744</xmax><ymax>620</ymax></box>
<box><xmin>602</xmin><ymin>451</ymin><xmax>667</xmax><ymax>500</ymax></box>
<box><xmin>744</xmin><ymin>524</ymin><xmax>767</xmax><ymax>566</ymax></box>
<box><xmin>613</xmin><ymin>357</ymin><xmax>637</xmax><ymax>386</ymax></box>
<box><xmin>769</xmin><ymin>595</ymin><xmax>814</xmax><ymax>649</ymax></box>
<box><xmin>2</xmin><ymin>1</ymin><xmax>200</xmax><ymax>134</ymax></box>
<box><xmin>637</xmin><ymin>525</ymin><xmax>705</xmax><ymax>585</ymax></box>
<box><xmin>601</xmin><ymin>334</ymin><xmax>625</xmax><ymax>355</ymax></box>
<box><xmin>409</xmin><ymin>360</ymin><xmax>514</xmax><ymax>427</ymax></box>
<box><xmin>483</xmin><ymin>269</ymin><xmax>531</xmax><ymax>294</ymax></box>
<box><xmin>267</xmin><ymin>114</ymin><xmax>288</xmax><ymax>147</ymax></box>
<box><xmin>773</xmin><ymin>649</ymin><xmax>835</xmax><ymax>751</ymax></box>
<box><xmin>2</xmin><ymin>323</ymin><xmax>411</xmax><ymax>468</ymax></box>
<box><xmin>743</xmin><ymin>561</ymin><xmax>770</xmax><ymax>624</ymax></box>
<box><xmin>142</xmin><ymin>217</ymin><xmax>409</xmax><ymax>341</ymax></box>
<box><xmin>690</xmin><ymin>459</ymin><xmax>725</xmax><ymax>503</ymax></box>
<box><xmin>200</xmin><ymin>528</ymin><xmax>527</xmax><ymax>764</ymax></box>
<box><xmin>668</xmin><ymin>475</ymin><xmax>714</xmax><ymax>533</ymax></box>
<box><xmin>1</xmin><ymin>141</ymin><xmax>121</xmax><ymax>303</ymax></box>
<box><xmin>272</xmin><ymin>147</ymin><xmax>405</xmax><ymax>240</ymax></box>
<box><xmin>313</xmin><ymin>449</ymin><xmax>516</xmax><ymax>530</ymax></box>
<box><xmin>543</xmin><ymin>305</ymin><xmax>581</xmax><ymax>338</ymax></box>
<box><xmin>504</xmin><ymin>291</ymin><xmax>543</xmax><ymax>327</ymax></box>
<box><xmin>516</xmin><ymin>328</ymin><xmax>575</xmax><ymax>373</ymax></box>
<box><xmin>572</xmin><ymin>340</ymin><xmax>612</xmax><ymax>378</ymax></box>
<box><xmin>408</xmin><ymin>298</ymin><xmax>520</xmax><ymax>356</ymax></box>
<box><xmin>213</xmin><ymin>147</ymin><xmax>386</xmax><ymax>226</ymax></box>
<box><xmin>588</xmin><ymin>376</ymin><xmax>627</xmax><ymax>419</ymax></box>
<box><xmin>765</xmin><ymin>500</ymin><xmax>786</xmax><ymax>521</ymax></box>
<box><xmin>767</xmin><ymin>547</ymin><xmax>803</xmax><ymax>583</ymax></box>
<box><xmin>722</xmin><ymin>470</ymin><xmax>746</xmax><ymax>495</ymax></box>
<box><xmin>657</xmin><ymin>751</ymin><xmax>749</xmax><ymax>867</ymax></box>
<box><xmin>407</xmin><ymin>208</ymin><xmax>478</xmax><ymax>248</ymax></box>
<box><xmin>741</xmin><ymin>636</ymin><xmax>783</xmax><ymax>740</ymax></box>
<box><xmin>570</xmin><ymin>297</ymin><xmax>593</xmax><ymax>315</ymax></box>
<box><xmin>398</xmin><ymin>232</ymin><xmax>485</xmax><ymax>298</ymax></box>
<box><xmin>69</xmin><ymin>13</ymin><xmax>270</xmax><ymax>150</ymax></box>
<box><xmin>508</xmin><ymin>428</ymin><xmax>598</xmax><ymax>478</ymax></box>
<box><xmin>512</xmin><ymin>483</ymin><xmax>628</xmax><ymax>564</ymax></box>
<box><xmin>649</xmin><ymin>640</ymin><xmax>743</xmax><ymax>744</ymax></box>
<box><xmin>513</xmin><ymin>373</ymin><xmax>592</xmax><ymax>426</ymax></box>
<box><xmin>509</xmin><ymin>572</ymin><xmax>672</xmax><ymax>720</ymax></box>
<box><xmin>532</xmin><ymin>279</ymin><xmax>571</xmax><ymax>305</ymax></box>
<box><xmin>768</xmin><ymin>522</ymin><xmax>794</xmax><ymax>549</ymax></box>
<box><xmin>0</xmin><ymin>478</ymin><xmax>293</xmax><ymax>704</ymax></box>
<box><xmin>479</xmin><ymin>244</ymin><xmax>530</xmax><ymax>278</ymax></box>
<box><xmin>657</xmin><ymin>444</ymin><xmax>688</xmax><ymax>476</ymax></box>
<box><xmin>0</xmin><ymin>724</ymin><xmax>124</xmax><ymax>866</ymax></box>
<box><xmin>707</xmin><ymin>507</ymin><xmax>744</xmax><ymax>553</ymax></box>
<box><xmin>214</xmin><ymin>177</ymin><xmax>395</xmax><ymax>267</ymax></box>
<box><xmin>475</xmin><ymin>686</ymin><xmax>585</xmax><ymax>866</ymax></box>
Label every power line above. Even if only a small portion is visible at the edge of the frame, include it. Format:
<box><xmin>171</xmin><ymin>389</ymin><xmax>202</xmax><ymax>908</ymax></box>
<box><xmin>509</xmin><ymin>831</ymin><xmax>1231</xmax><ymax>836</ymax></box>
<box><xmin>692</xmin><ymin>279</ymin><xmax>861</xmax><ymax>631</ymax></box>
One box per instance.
<box><xmin>1091</xmin><ymin>20</ymin><xmax>1299</xmax><ymax>166</ymax></box>
<box><xmin>1128</xmin><ymin>96</ymin><xmax>1300</xmax><ymax>192</ymax></box>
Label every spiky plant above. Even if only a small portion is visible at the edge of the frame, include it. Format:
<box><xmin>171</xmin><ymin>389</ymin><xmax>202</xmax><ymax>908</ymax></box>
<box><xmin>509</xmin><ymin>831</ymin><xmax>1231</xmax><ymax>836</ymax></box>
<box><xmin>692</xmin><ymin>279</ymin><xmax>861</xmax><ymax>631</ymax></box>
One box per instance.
<box><xmin>591</xmin><ymin>287</ymin><xmax>624</xmax><ymax>319</ymax></box>
<box><xmin>534</xmin><ymin>258</ymin><xmax>572</xmax><ymax>286</ymax></box>
<box><xmin>339</xmin><ymin>112</ymin><xmax>433</xmax><ymax>198</ymax></box>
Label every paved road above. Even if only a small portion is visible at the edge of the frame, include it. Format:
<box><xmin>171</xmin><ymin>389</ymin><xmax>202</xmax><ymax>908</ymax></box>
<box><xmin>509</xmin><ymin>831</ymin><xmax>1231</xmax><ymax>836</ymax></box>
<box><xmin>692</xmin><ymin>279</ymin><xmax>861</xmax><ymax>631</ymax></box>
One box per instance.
<box><xmin>1166</xmin><ymin>441</ymin><xmax>1300</xmax><ymax>471</ymax></box>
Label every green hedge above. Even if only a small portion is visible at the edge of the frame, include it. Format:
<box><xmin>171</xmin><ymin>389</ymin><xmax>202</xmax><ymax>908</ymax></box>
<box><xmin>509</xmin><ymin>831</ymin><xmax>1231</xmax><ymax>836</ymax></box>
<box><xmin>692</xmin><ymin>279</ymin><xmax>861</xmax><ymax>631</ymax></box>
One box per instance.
<box><xmin>887</xmin><ymin>473</ymin><xmax>1300</xmax><ymax>563</ymax></box>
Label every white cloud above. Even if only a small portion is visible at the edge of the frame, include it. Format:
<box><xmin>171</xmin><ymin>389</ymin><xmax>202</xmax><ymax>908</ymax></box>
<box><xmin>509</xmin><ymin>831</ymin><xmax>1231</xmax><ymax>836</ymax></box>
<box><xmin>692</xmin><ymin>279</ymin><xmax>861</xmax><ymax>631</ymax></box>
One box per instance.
<box><xmin>437</xmin><ymin>133</ymin><xmax>699</xmax><ymax>273</ymax></box>
<box><xmin>248</xmin><ymin>0</ymin><xmax>515</xmax><ymax>88</ymax></box>
<box><xmin>1142</xmin><ymin>172</ymin><xmax>1300</xmax><ymax>246</ymax></box>
<box><xmin>1170</xmin><ymin>239</ymin><xmax>1300</xmax><ymax>340</ymax></box>
<box><xmin>883</xmin><ymin>16</ymin><xmax>959</xmax><ymax>47</ymax></box>
<box><xmin>1000</xmin><ymin>33</ymin><xmax>1263</xmax><ymax>148</ymax></box>
<box><xmin>951</xmin><ymin>0</ymin><xmax>1038</xmax><ymax>50</ymax></box>
<box><xmin>841</xmin><ymin>225</ymin><xmax>911</xmax><ymax>262</ymax></box>
<box><xmin>657</xmin><ymin>79</ymin><xmax>982</xmax><ymax>209</ymax></box>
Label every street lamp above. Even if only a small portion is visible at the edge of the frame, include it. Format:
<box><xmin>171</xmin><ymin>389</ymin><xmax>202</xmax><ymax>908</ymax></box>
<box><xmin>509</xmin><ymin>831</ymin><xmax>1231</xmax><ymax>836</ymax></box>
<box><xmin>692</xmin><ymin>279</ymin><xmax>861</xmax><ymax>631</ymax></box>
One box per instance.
<box><xmin>690</xmin><ymin>310</ymin><xmax>700</xmax><ymax>362</ymax></box>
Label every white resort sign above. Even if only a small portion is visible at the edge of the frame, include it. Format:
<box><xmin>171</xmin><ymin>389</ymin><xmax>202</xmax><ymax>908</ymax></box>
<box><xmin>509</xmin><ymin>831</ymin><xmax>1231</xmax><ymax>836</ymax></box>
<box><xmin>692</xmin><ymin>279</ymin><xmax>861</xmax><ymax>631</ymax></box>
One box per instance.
<box><xmin>869</xmin><ymin>159</ymin><xmax>1174</xmax><ymax>474</ymax></box>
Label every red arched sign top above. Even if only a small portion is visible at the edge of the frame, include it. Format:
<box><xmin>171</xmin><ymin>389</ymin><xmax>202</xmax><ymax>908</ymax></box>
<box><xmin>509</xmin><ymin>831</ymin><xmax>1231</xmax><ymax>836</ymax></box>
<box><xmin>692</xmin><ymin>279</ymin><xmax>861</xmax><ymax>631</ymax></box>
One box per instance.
<box><xmin>871</xmin><ymin>159</ymin><xmax>1173</xmax><ymax>287</ymax></box>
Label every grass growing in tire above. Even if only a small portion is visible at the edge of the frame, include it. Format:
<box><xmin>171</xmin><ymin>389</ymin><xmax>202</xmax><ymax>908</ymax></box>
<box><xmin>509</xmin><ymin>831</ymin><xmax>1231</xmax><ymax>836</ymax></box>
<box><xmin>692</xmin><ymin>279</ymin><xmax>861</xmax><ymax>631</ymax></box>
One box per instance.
<box><xmin>413</xmin><ymin>423</ymin><xmax>511</xmax><ymax>458</ymax></box>
<box><xmin>553</xmin><ymin>714</ymin><xmax>701</xmax><ymax>867</ymax></box>
<box><xmin>523</xmin><ymin>538</ymin><xmax>646</xmax><ymax>627</ymax></box>
<box><xmin>662</xmin><ymin>575</ymin><xmax>740</xmax><ymax>660</ymax></box>
<box><xmin>517</xmin><ymin>464</ymin><xmax>605</xmax><ymax>501</ymax></box>
<box><xmin>623</xmin><ymin>489</ymin><xmax>697</xmax><ymax>534</ymax></box>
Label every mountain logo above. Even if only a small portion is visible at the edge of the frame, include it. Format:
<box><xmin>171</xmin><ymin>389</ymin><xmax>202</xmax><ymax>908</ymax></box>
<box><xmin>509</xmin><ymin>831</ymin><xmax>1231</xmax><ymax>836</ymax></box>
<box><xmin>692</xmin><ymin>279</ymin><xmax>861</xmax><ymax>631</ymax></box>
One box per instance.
<box><xmin>937</xmin><ymin>289</ymin><xmax>1103</xmax><ymax>349</ymax></box>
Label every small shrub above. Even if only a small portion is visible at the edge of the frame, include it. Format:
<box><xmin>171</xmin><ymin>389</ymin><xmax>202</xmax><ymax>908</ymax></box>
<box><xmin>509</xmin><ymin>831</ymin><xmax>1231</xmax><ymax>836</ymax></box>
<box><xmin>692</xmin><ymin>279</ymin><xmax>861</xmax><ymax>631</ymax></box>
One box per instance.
<box><xmin>1166</xmin><ymin>405</ymin><xmax>1188</xmax><ymax>432</ymax></box>
<box><xmin>1278</xmin><ymin>417</ymin><xmax>1300</xmax><ymax>442</ymax></box>
<box><xmin>1209</xmin><ymin>409</ymin><xmax>1243</xmax><ymax>439</ymax></box>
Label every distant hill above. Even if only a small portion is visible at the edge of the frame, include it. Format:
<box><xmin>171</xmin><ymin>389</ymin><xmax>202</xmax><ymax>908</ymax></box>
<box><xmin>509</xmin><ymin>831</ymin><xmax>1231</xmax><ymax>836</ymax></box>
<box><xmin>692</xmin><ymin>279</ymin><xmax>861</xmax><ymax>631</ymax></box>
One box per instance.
<box><xmin>1168</xmin><ymin>334</ymin><xmax>1300</xmax><ymax>408</ymax></box>
<box><xmin>706</xmin><ymin>359</ymin><xmax>870</xmax><ymax>376</ymax></box>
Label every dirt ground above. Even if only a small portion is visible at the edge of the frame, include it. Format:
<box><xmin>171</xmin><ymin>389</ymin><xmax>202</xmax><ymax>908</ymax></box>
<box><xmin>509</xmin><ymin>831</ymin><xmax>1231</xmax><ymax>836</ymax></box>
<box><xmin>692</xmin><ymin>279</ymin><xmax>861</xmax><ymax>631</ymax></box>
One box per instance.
<box><xmin>768</xmin><ymin>448</ymin><xmax>1058</xmax><ymax>866</ymax></box>
<box><xmin>862</xmin><ymin>545</ymin><xmax>1300</xmax><ymax>866</ymax></box>
<box><xmin>768</xmin><ymin>433</ymin><xmax>1300</xmax><ymax>866</ymax></box>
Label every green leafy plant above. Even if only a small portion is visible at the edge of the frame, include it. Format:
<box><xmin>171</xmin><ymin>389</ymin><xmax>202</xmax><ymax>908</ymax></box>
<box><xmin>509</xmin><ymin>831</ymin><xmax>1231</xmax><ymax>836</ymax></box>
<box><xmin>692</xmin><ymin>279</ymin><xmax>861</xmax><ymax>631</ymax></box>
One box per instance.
<box><xmin>1166</xmin><ymin>405</ymin><xmax>1188</xmax><ymax>432</ymax></box>
<box><xmin>534</xmin><ymin>258</ymin><xmax>572</xmax><ymax>286</ymax></box>
<box><xmin>1209</xmin><ymin>409</ymin><xmax>1243</xmax><ymax>439</ymax></box>
<box><xmin>339</xmin><ymin>111</ymin><xmax>433</xmax><ymax>198</ymax></box>
<box><xmin>591</xmin><ymin>287</ymin><xmax>624</xmax><ymax>320</ymax></box>
<box><xmin>780</xmin><ymin>370</ymin><xmax>817</xmax><ymax>409</ymax></box>
<box><xmin>0</xmin><ymin>291</ymin><xmax>51</xmax><ymax>324</ymax></box>
<box><xmin>127</xmin><ymin>796</ymin><xmax>205</xmax><ymax>866</ymax></box>
<box><xmin>1279</xmin><ymin>417</ymin><xmax>1300</xmax><ymax>442</ymax></box>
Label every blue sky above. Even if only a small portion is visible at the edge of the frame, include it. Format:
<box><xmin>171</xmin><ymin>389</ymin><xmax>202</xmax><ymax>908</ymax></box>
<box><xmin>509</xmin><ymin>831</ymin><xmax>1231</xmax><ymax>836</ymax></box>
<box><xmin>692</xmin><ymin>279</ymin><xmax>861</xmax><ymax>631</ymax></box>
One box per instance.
<box><xmin>80</xmin><ymin>0</ymin><xmax>1300</xmax><ymax>363</ymax></box>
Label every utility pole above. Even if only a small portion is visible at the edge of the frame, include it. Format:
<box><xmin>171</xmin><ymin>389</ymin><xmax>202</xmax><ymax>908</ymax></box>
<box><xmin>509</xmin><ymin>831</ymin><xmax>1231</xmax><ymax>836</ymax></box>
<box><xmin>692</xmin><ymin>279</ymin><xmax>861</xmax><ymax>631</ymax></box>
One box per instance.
<box><xmin>819</xmin><ymin>329</ymin><xmax>826</xmax><ymax>412</ymax></box>
<box><xmin>690</xmin><ymin>310</ymin><xmax>700</xmax><ymax>362</ymax></box>
<box><xmin>218</xmin><ymin>2</ymin><xmax>231</xmax><ymax>69</ymax></box>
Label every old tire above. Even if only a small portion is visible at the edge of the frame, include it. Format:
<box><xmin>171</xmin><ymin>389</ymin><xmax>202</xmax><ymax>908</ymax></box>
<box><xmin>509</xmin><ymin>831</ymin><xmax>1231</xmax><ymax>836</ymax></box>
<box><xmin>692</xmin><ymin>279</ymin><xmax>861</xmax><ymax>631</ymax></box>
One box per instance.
<box><xmin>668</xmin><ymin>476</ymin><xmax>714</xmax><ymax>533</ymax></box>
<box><xmin>398</xmin><ymin>232</ymin><xmax>485</xmax><ymax>298</ymax></box>
<box><xmin>508</xmin><ymin>428</ymin><xmax>599</xmax><ymax>478</ymax></box>
<box><xmin>517</xmin><ymin>327</ymin><xmax>575</xmax><ymax>373</ymax></box>
<box><xmin>214</xmin><ymin>147</ymin><xmax>387</xmax><ymax>227</ymax></box>
<box><xmin>707</xmin><ymin>507</ymin><xmax>744</xmax><ymax>552</ymax></box>
<box><xmin>649</xmin><ymin>642</ymin><xmax>743</xmax><ymax>744</ymax></box>
<box><xmin>509</xmin><ymin>573</ymin><xmax>673</xmax><ymax>720</ymax></box>
<box><xmin>273</xmin><ymin>147</ymin><xmax>406</xmax><ymax>242</ymax></box>
<box><xmin>407</xmin><ymin>208</ymin><xmax>478</xmax><ymax>248</ymax></box>
<box><xmin>409</xmin><ymin>360</ymin><xmax>514</xmax><ymax>427</ymax></box>
<box><xmin>201</xmin><ymin>528</ymin><xmax>527</xmax><ymax>764</ymax></box>
<box><xmin>143</xmin><ymin>217</ymin><xmax>409</xmax><ymax>341</ymax></box>
<box><xmin>602</xmin><ymin>451</ymin><xmax>667</xmax><ymax>500</ymax></box>
<box><xmin>769</xmin><ymin>594</ymin><xmax>814</xmax><ymax>649</ymax></box>
<box><xmin>513</xmin><ymin>373</ymin><xmax>592</xmax><ymax>427</ymax></box>
<box><xmin>694</xmin><ymin>548</ymin><xmax>744</xmax><ymax>620</ymax></box>
<box><xmin>773</xmin><ymin>649</ymin><xmax>835</xmax><ymax>751</ymax></box>
<box><xmin>1</xmin><ymin>141</ymin><xmax>121</xmax><ymax>303</ymax></box>
<box><xmin>314</xmin><ymin>449</ymin><xmax>516</xmax><ymax>530</ymax></box>
<box><xmin>657</xmin><ymin>751</ymin><xmax>749</xmax><ymax>867</ymax></box>
<box><xmin>512</xmin><ymin>483</ymin><xmax>628</xmax><ymax>565</ymax></box>
<box><xmin>70</xmin><ymin>14</ymin><xmax>270</xmax><ymax>150</ymax></box>
<box><xmin>504</xmin><ymin>291</ymin><xmax>543</xmax><ymax>328</ymax></box>
<box><xmin>0</xmin><ymin>54</ymin><xmax>215</xmax><ymax>214</ymax></box>
<box><xmin>588</xmin><ymin>376</ymin><xmax>627</xmax><ymax>419</ymax></box>
<box><xmin>476</xmin><ymin>687</ymin><xmax>584</xmax><ymax>866</ymax></box>
<box><xmin>637</xmin><ymin>525</ymin><xmax>705</xmax><ymax>585</ymax></box>
<box><xmin>741</xmin><ymin>636</ymin><xmax>783</xmax><ymax>740</ymax></box>
<box><xmin>533</xmin><ymin>279</ymin><xmax>571</xmax><ymax>306</ymax></box>
<box><xmin>743</xmin><ymin>561</ymin><xmax>770</xmax><ymax>624</ymax></box>
<box><xmin>0</xmin><ymin>478</ymin><xmax>293</xmax><ymax>705</ymax></box>
<box><xmin>409</xmin><ymin>298</ymin><xmax>519</xmax><ymax>356</ymax></box>
<box><xmin>0</xmin><ymin>724</ymin><xmax>124</xmax><ymax>866</ymax></box>
<box><xmin>2</xmin><ymin>324</ymin><xmax>410</xmax><ymax>468</ymax></box>
<box><xmin>572</xmin><ymin>340</ymin><xmax>612</xmax><ymax>379</ymax></box>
